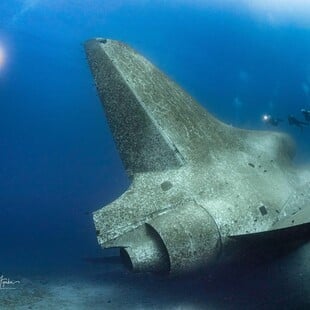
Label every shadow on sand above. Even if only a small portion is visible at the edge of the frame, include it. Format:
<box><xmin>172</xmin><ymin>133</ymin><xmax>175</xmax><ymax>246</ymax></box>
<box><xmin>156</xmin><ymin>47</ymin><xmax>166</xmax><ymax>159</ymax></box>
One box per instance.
<box><xmin>86</xmin><ymin>241</ymin><xmax>310</xmax><ymax>309</ymax></box>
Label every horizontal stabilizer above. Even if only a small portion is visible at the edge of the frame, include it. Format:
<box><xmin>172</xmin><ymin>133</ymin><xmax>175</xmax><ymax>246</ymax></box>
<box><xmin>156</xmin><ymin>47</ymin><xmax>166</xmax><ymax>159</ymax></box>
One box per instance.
<box><xmin>230</xmin><ymin>221</ymin><xmax>310</xmax><ymax>242</ymax></box>
<box><xmin>226</xmin><ymin>221</ymin><xmax>309</xmax><ymax>265</ymax></box>
<box><xmin>272</xmin><ymin>207</ymin><xmax>310</xmax><ymax>230</ymax></box>
<box><xmin>230</xmin><ymin>210</ymin><xmax>310</xmax><ymax>248</ymax></box>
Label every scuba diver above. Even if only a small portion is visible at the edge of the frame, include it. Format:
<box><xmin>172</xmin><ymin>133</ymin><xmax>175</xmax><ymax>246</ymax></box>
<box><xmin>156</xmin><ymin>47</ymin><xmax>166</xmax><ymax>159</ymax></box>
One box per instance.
<box><xmin>288</xmin><ymin>115</ymin><xmax>308</xmax><ymax>130</ymax></box>
<box><xmin>301</xmin><ymin>109</ymin><xmax>310</xmax><ymax>122</ymax></box>
<box><xmin>262</xmin><ymin>114</ymin><xmax>283</xmax><ymax>127</ymax></box>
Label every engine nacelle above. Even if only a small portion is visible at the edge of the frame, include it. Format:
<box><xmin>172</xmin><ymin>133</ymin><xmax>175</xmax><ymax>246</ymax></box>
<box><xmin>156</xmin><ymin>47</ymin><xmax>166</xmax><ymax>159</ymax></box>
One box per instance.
<box><xmin>120</xmin><ymin>202</ymin><xmax>221</xmax><ymax>275</ymax></box>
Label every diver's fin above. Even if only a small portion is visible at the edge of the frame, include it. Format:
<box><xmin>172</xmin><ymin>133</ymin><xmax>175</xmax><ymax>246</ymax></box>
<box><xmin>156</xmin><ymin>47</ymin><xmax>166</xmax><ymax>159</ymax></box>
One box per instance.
<box><xmin>84</xmin><ymin>39</ymin><xmax>239</xmax><ymax>177</ymax></box>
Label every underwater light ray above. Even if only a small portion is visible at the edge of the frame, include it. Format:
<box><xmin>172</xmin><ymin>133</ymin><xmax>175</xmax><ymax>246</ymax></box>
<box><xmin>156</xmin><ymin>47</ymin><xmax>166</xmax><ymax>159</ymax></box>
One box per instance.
<box><xmin>0</xmin><ymin>45</ymin><xmax>5</xmax><ymax>69</ymax></box>
<box><xmin>10</xmin><ymin>0</ymin><xmax>41</xmax><ymax>25</ymax></box>
<box><xmin>167</xmin><ymin>0</ymin><xmax>310</xmax><ymax>26</ymax></box>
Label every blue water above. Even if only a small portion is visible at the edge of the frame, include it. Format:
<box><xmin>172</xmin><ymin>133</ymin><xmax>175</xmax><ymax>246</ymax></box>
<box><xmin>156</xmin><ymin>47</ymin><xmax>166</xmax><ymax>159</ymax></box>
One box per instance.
<box><xmin>0</xmin><ymin>0</ymin><xmax>309</xmax><ymax>288</ymax></box>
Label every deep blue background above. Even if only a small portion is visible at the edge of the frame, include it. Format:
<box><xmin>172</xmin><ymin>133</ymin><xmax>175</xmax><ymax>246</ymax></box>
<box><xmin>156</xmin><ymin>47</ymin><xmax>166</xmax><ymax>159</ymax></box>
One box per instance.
<box><xmin>0</xmin><ymin>1</ymin><xmax>310</xmax><ymax>275</ymax></box>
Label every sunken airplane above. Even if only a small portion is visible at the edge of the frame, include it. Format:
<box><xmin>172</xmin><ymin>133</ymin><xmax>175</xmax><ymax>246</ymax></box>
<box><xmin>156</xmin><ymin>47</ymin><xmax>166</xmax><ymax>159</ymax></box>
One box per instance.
<box><xmin>84</xmin><ymin>38</ymin><xmax>310</xmax><ymax>275</ymax></box>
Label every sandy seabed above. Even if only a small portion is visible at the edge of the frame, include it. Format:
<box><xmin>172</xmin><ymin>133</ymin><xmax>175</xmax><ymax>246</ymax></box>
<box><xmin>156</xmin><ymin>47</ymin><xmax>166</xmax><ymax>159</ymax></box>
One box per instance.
<box><xmin>1</xmin><ymin>242</ymin><xmax>309</xmax><ymax>310</ymax></box>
